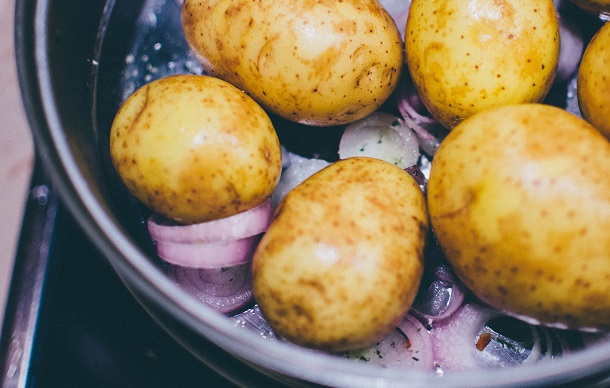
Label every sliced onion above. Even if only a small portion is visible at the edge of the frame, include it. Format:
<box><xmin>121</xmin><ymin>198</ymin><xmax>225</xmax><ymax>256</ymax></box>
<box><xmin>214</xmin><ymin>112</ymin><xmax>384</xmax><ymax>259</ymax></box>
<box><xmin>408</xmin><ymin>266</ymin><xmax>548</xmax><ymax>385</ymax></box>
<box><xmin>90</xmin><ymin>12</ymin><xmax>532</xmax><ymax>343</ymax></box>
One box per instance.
<box><xmin>174</xmin><ymin>265</ymin><xmax>249</xmax><ymax>297</ymax></box>
<box><xmin>404</xmin><ymin>165</ymin><xmax>428</xmax><ymax>189</ymax></box>
<box><xmin>148</xmin><ymin>198</ymin><xmax>273</xmax><ymax>244</ymax></box>
<box><xmin>271</xmin><ymin>158</ymin><xmax>330</xmax><ymax>207</ymax></box>
<box><xmin>398</xmin><ymin>314</ymin><xmax>435</xmax><ymax>370</ymax></box>
<box><xmin>411</xmin><ymin>275</ymin><xmax>465</xmax><ymax>324</ymax></box>
<box><xmin>338</xmin><ymin>111</ymin><xmax>420</xmax><ymax>168</ymax></box>
<box><xmin>430</xmin><ymin>303</ymin><xmax>569</xmax><ymax>372</ymax></box>
<box><xmin>167</xmin><ymin>263</ymin><xmax>253</xmax><ymax>314</ymax></box>
<box><xmin>155</xmin><ymin>234</ymin><xmax>261</xmax><ymax>268</ymax></box>
<box><xmin>431</xmin><ymin>303</ymin><xmax>503</xmax><ymax>372</ymax></box>
<box><xmin>411</xmin><ymin>238</ymin><xmax>465</xmax><ymax>323</ymax></box>
<box><xmin>411</xmin><ymin>264</ymin><xmax>465</xmax><ymax>323</ymax></box>
<box><xmin>396</xmin><ymin>74</ymin><xmax>448</xmax><ymax>156</ymax></box>
<box><xmin>343</xmin><ymin>314</ymin><xmax>434</xmax><ymax>370</ymax></box>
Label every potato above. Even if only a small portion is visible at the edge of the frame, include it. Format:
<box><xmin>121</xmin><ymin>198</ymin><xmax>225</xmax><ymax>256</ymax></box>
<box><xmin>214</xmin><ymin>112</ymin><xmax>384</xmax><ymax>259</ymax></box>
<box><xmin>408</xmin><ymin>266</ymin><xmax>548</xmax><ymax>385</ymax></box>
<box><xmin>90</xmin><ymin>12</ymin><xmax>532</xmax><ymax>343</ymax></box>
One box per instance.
<box><xmin>427</xmin><ymin>103</ymin><xmax>610</xmax><ymax>330</ymax></box>
<box><xmin>182</xmin><ymin>0</ymin><xmax>404</xmax><ymax>126</ymax></box>
<box><xmin>110</xmin><ymin>74</ymin><xmax>282</xmax><ymax>224</ymax></box>
<box><xmin>578</xmin><ymin>22</ymin><xmax>610</xmax><ymax>140</ymax></box>
<box><xmin>568</xmin><ymin>0</ymin><xmax>610</xmax><ymax>18</ymax></box>
<box><xmin>252</xmin><ymin>157</ymin><xmax>428</xmax><ymax>351</ymax></box>
<box><xmin>405</xmin><ymin>0</ymin><xmax>560</xmax><ymax>129</ymax></box>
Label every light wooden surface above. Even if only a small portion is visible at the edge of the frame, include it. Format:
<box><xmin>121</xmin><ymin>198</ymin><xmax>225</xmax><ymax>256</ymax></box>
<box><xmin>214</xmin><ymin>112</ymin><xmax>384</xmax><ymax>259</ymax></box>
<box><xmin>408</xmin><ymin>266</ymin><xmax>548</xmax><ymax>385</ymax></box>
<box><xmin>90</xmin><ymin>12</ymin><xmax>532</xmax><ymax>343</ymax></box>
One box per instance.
<box><xmin>0</xmin><ymin>0</ymin><xmax>36</xmax><ymax>330</ymax></box>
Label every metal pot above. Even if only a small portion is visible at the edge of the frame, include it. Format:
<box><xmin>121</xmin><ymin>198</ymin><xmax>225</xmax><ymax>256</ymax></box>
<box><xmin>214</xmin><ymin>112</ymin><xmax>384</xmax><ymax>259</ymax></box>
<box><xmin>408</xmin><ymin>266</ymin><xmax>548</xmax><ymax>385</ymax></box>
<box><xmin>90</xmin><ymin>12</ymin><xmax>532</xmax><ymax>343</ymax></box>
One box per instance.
<box><xmin>15</xmin><ymin>0</ymin><xmax>610</xmax><ymax>385</ymax></box>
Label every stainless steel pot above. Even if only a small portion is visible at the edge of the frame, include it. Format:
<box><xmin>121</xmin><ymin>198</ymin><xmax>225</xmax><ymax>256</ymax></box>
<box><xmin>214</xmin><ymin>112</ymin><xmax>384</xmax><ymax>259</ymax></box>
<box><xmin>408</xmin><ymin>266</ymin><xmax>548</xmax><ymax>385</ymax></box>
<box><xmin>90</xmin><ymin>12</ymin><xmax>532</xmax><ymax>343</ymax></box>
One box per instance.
<box><xmin>15</xmin><ymin>0</ymin><xmax>610</xmax><ymax>385</ymax></box>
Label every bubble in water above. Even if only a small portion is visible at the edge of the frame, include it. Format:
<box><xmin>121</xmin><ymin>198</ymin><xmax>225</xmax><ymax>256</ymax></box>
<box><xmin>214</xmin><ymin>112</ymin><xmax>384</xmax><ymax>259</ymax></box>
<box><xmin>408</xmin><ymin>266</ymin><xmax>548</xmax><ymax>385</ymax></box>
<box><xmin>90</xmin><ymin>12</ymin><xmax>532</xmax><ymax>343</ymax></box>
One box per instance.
<box><xmin>146</xmin><ymin>63</ymin><xmax>159</xmax><ymax>74</ymax></box>
<box><xmin>145</xmin><ymin>11</ymin><xmax>158</xmax><ymax>27</ymax></box>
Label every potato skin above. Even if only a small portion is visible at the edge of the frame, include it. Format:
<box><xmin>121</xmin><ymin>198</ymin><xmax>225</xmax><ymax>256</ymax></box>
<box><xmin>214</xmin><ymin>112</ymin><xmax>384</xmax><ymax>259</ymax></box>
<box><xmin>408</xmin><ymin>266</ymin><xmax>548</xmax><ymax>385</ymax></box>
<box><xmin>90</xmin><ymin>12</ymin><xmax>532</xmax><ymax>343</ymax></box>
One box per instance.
<box><xmin>578</xmin><ymin>22</ymin><xmax>610</xmax><ymax>140</ymax></box>
<box><xmin>110</xmin><ymin>74</ymin><xmax>282</xmax><ymax>224</ymax></box>
<box><xmin>428</xmin><ymin>103</ymin><xmax>610</xmax><ymax>330</ymax></box>
<box><xmin>405</xmin><ymin>0</ymin><xmax>559</xmax><ymax>129</ymax></box>
<box><xmin>182</xmin><ymin>0</ymin><xmax>404</xmax><ymax>126</ymax></box>
<box><xmin>252</xmin><ymin>157</ymin><xmax>428</xmax><ymax>352</ymax></box>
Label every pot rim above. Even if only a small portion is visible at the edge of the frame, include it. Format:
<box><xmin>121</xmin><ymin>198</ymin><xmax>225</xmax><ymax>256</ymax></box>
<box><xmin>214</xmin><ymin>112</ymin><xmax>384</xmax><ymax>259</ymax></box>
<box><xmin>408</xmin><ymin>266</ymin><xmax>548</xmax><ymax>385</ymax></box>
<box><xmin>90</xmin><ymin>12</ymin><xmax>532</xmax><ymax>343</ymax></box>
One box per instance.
<box><xmin>14</xmin><ymin>0</ymin><xmax>610</xmax><ymax>386</ymax></box>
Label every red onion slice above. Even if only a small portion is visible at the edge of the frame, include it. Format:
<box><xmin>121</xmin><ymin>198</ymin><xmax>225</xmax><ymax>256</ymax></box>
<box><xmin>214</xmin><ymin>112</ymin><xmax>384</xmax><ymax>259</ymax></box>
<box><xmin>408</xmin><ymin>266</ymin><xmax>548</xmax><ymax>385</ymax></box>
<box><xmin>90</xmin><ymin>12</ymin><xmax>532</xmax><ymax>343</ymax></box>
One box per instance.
<box><xmin>343</xmin><ymin>314</ymin><xmax>434</xmax><ymax>371</ymax></box>
<box><xmin>396</xmin><ymin>73</ymin><xmax>448</xmax><ymax>156</ymax></box>
<box><xmin>430</xmin><ymin>303</ymin><xmax>567</xmax><ymax>373</ymax></box>
<box><xmin>411</xmin><ymin>263</ymin><xmax>466</xmax><ymax>323</ymax></box>
<box><xmin>148</xmin><ymin>198</ymin><xmax>273</xmax><ymax>244</ymax></box>
<box><xmin>155</xmin><ymin>234</ymin><xmax>261</xmax><ymax>268</ymax></box>
<box><xmin>338</xmin><ymin>111</ymin><xmax>420</xmax><ymax>169</ymax></box>
<box><xmin>411</xmin><ymin>278</ymin><xmax>465</xmax><ymax>324</ymax></box>
<box><xmin>430</xmin><ymin>303</ymin><xmax>502</xmax><ymax>372</ymax></box>
<box><xmin>404</xmin><ymin>165</ymin><xmax>428</xmax><ymax>192</ymax></box>
<box><xmin>167</xmin><ymin>263</ymin><xmax>253</xmax><ymax>314</ymax></box>
<box><xmin>411</xmin><ymin>239</ymin><xmax>465</xmax><ymax>323</ymax></box>
<box><xmin>171</xmin><ymin>265</ymin><xmax>249</xmax><ymax>297</ymax></box>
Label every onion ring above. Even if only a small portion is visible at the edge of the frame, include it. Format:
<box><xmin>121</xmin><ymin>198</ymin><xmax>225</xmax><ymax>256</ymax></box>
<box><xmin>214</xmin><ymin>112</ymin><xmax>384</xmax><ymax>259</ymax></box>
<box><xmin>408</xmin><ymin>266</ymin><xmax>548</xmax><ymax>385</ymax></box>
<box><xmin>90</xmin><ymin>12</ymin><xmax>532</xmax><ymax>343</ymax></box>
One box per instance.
<box><xmin>343</xmin><ymin>314</ymin><xmax>434</xmax><ymax>370</ymax></box>
<box><xmin>148</xmin><ymin>198</ymin><xmax>273</xmax><ymax>244</ymax></box>
<box><xmin>167</xmin><ymin>263</ymin><xmax>253</xmax><ymax>314</ymax></box>
<box><xmin>411</xmin><ymin>262</ymin><xmax>466</xmax><ymax>323</ymax></box>
<box><xmin>155</xmin><ymin>234</ymin><xmax>261</xmax><ymax>268</ymax></box>
<box><xmin>430</xmin><ymin>303</ymin><xmax>567</xmax><ymax>372</ymax></box>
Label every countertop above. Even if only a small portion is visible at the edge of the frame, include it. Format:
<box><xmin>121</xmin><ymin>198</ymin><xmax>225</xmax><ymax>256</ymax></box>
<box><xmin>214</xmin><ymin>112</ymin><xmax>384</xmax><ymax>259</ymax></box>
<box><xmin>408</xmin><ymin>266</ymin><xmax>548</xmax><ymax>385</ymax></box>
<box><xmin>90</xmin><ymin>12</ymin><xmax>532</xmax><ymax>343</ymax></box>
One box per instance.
<box><xmin>0</xmin><ymin>0</ymin><xmax>36</xmax><ymax>331</ymax></box>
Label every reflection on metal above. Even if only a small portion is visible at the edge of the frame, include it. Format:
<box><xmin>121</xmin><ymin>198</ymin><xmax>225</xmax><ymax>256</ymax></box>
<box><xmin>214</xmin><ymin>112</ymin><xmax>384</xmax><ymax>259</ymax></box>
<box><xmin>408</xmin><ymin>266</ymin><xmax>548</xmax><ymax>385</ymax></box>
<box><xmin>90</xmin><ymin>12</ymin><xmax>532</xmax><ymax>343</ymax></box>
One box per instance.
<box><xmin>0</xmin><ymin>163</ymin><xmax>57</xmax><ymax>388</ymax></box>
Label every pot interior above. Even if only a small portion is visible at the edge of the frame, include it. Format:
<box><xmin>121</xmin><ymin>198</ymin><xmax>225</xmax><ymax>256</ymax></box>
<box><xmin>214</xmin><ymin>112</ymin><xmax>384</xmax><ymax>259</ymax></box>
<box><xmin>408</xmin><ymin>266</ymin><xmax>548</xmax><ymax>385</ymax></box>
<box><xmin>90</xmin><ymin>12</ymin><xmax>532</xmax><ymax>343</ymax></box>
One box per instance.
<box><xmin>19</xmin><ymin>0</ymin><xmax>610</xmax><ymax>385</ymax></box>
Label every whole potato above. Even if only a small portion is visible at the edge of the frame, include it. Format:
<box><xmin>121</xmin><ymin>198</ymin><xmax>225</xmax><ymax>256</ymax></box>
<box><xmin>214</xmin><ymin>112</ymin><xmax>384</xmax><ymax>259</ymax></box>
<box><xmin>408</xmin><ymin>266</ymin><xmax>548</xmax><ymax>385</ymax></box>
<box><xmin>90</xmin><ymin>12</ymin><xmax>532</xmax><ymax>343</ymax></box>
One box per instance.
<box><xmin>405</xmin><ymin>0</ymin><xmax>560</xmax><ymax>129</ymax></box>
<box><xmin>578</xmin><ymin>22</ymin><xmax>610</xmax><ymax>140</ymax></box>
<box><xmin>110</xmin><ymin>74</ymin><xmax>282</xmax><ymax>224</ymax></box>
<box><xmin>182</xmin><ymin>0</ymin><xmax>404</xmax><ymax>126</ymax></box>
<box><xmin>428</xmin><ymin>103</ymin><xmax>610</xmax><ymax>330</ymax></box>
<box><xmin>252</xmin><ymin>157</ymin><xmax>428</xmax><ymax>351</ymax></box>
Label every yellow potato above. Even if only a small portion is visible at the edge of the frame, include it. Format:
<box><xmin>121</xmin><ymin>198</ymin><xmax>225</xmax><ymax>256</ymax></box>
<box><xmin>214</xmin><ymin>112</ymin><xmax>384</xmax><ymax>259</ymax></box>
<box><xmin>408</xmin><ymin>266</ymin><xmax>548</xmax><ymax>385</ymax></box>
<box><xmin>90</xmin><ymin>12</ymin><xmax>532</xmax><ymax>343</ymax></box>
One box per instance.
<box><xmin>182</xmin><ymin>0</ymin><xmax>404</xmax><ymax>126</ymax></box>
<box><xmin>578</xmin><ymin>22</ymin><xmax>610</xmax><ymax>140</ymax></box>
<box><xmin>252</xmin><ymin>157</ymin><xmax>428</xmax><ymax>351</ymax></box>
<box><xmin>569</xmin><ymin>0</ymin><xmax>610</xmax><ymax>19</ymax></box>
<box><xmin>405</xmin><ymin>0</ymin><xmax>560</xmax><ymax>129</ymax></box>
<box><xmin>110</xmin><ymin>74</ymin><xmax>282</xmax><ymax>224</ymax></box>
<box><xmin>428</xmin><ymin>103</ymin><xmax>610</xmax><ymax>330</ymax></box>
